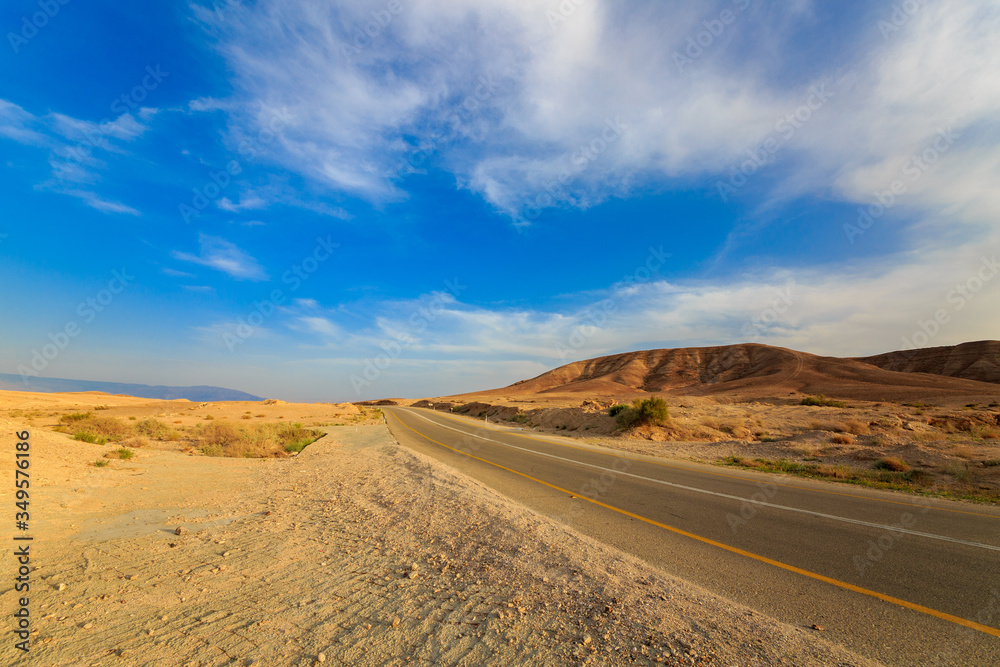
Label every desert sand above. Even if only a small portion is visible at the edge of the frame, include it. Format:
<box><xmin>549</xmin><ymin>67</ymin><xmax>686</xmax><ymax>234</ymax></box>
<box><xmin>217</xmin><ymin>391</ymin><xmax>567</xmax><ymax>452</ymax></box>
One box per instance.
<box><xmin>0</xmin><ymin>390</ymin><xmax>878</xmax><ymax>666</ymax></box>
<box><xmin>418</xmin><ymin>343</ymin><xmax>1000</xmax><ymax>502</ymax></box>
<box><xmin>4</xmin><ymin>342</ymin><xmax>999</xmax><ymax>664</ymax></box>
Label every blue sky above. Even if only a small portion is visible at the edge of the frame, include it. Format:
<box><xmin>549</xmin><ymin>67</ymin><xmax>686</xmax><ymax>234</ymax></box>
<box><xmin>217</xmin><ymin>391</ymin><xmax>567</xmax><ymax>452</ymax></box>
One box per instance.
<box><xmin>2</xmin><ymin>0</ymin><xmax>999</xmax><ymax>402</ymax></box>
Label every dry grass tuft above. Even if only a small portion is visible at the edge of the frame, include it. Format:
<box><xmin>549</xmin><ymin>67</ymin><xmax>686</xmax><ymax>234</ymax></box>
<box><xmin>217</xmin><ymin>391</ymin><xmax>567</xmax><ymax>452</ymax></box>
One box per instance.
<box><xmin>195</xmin><ymin>421</ymin><xmax>322</xmax><ymax>457</ymax></box>
<box><xmin>873</xmin><ymin>457</ymin><xmax>910</xmax><ymax>472</ymax></box>
<box><xmin>843</xmin><ymin>419</ymin><xmax>870</xmax><ymax>436</ymax></box>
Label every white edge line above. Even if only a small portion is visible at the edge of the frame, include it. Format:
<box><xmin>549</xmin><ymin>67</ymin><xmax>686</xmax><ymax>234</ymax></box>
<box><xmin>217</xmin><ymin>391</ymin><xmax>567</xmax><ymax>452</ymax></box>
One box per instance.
<box><xmin>400</xmin><ymin>409</ymin><xmax>1000</xmax><ymax>554</ymax></box>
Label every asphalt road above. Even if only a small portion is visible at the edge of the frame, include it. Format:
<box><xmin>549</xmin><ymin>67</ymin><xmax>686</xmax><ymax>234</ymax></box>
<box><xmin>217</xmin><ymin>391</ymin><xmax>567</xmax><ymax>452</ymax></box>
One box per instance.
<box><xmin>384</xmin><ymin>406</ymin><xmax>1000</xmax><ymax>666</ymax></box>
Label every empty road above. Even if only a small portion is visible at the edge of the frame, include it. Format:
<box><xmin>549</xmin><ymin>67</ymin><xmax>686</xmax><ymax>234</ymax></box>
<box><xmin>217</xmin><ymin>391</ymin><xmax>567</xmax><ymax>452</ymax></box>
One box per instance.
<box><xmin>384</xmin><ymin>406</ymin><xmax>1000</xmax><ymax>666</ymax></box>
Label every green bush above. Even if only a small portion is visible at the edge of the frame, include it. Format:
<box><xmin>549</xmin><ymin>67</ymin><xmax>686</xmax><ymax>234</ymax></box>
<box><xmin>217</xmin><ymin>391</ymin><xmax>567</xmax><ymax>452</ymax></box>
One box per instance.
<box><xmin>73</xmin><ymin>432</ymin><xmax>107</xmax><ymax>445</ymax></box>
<box><xmin>115</xmin><ymin>448</ymin><xmax>134</xmax><ymax>460</ymax></box>
<box><xmin>800</xmin><ymin>395</ymin><xmax>847</xmax><ymax>408</ymax></box>
<box><xmin>608</xmin><ymin>404</ymin><xmax>628</xmax><ymax>417</ymax></box>
<box><xmin>60</xmin><ymin>412</ymin><xmax>93</xmax><ymax>423</ymax></box>
<box><xmin>615</xmin><ymin>397</ymin><xmax>670</xmax><ymax>429</ymax></box>
<box><xmin>284</xmin><ymin>439</ymin><xmax>311</xmax><ymax>453</ymax></box>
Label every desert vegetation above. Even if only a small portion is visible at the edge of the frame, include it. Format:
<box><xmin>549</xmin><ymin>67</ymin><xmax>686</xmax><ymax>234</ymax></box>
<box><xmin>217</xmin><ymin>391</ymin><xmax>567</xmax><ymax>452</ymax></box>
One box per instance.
<box><xmin>610</xmin><ymin>397</ymin><xmax>671</xmax><ymax>430</ymax></box>
<box><xmin>51</xmin><ymin>409</ymin><xmax>324</xmax><ymax>458</ymax></box>
<box><xmin>192</xmin><ymin>420</ymin><xmax>323</xmax><ymax>457</ymax></box>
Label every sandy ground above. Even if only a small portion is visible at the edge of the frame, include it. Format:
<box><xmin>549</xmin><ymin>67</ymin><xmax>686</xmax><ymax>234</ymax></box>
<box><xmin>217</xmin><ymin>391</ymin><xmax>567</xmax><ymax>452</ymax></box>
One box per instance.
<box><xmin>0</xmin><ymin>411</ymin><xmax>878</xmax><ymax>666</ymax></box>
<box><xmin>413</xmin><ymin>395</ymin><xmax>1000</xmax><ymax>501</ymax></box>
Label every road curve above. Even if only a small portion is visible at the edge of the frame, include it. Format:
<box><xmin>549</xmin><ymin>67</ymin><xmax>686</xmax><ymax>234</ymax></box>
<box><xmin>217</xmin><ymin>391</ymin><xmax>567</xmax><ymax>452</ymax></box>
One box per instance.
<box><xmin>383</xmin><ymin>406</ymin><xmax>1000</xmax><ymax>666</ymax></box>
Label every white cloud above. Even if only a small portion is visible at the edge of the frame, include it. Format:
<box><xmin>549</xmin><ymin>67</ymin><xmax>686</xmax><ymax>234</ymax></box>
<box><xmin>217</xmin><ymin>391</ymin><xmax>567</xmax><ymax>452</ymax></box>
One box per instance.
<box><xmin>173</xmin><ymin>234</ymin><xmax>268</xmax><ymax>281</ymax></box>
<box><xmin>288</xmin><ymin>236</ymin><xmax>1000</xmax><ymax>369</ymax></box>
<box><xmin>195</xmin><ymin>0</ymin><xmax>1000</xmax><ymax>233</ymax></box>
<box><xmin>0</xmin><ymin>97</ymin><xmax>155</xmax><ymax>214</ymax></box>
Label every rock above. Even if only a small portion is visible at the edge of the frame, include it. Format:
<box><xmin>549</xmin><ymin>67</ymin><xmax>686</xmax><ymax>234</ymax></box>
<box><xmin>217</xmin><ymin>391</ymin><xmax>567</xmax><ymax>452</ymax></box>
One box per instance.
<box><xmin>392</xmin><ymin>617</ymin><xmax>400</xmax><ymax>627</ymax></box>
<box><xmin>317</xmin><ymin>653</ymin><xmax>326</xmax><ymax>663</ymax></box>
<box><xmin>174</xmin><ymin>526</ymin><xmax>186</xmax><ymax>536</ymax></box>
<box><xmin>56</xmin><ymin>583</ymin><xmax>66</xmax><ymax>591</ymax></box>
<box><xmin>810</xmin><ymin>624</ymin><xmax>824</xmax><ymax>631</ymax></box>
<box><xmin>583</xmin><ymin>635</ymin><xmax>592</xmax><ymax>646</ymax></box>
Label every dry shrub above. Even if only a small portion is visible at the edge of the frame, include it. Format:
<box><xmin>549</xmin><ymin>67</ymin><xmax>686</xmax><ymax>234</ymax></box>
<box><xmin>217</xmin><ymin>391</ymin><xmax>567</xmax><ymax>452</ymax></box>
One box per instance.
<box><xmin>873</xmin><ymin>457</ymin><xmax>910</xmax><ymax>472</ymax></box>
<box><xmin>134</xmin><ymin>418</ymin><xmax>179</xmax><ymax>440</ymax></box>
<box><xmin>700</xmin><ymin>417</ymin><xmax>722</xmax><ymax>430</ymax></box>
<box><xmin>951</xmin><ymin>446</ymin><xmax>977</xmax><ymax>460</ymax></box>
<box><xmin>844</xmin><ymin>419</ymin><xmax>870</xmax><ymax>436</ymax></box>
<box><xmin>196</xmin><ymin>421</ymin><xmax>320</xmax><ymax>457</ymax></box>
<box><xmin>119</xmin><ymin>436</ymin><xmax>149</xmax><ymax>449</ymax></box>
<box><xmin>68</xmin><ymin>416</ymin><xmax>131</xmax><ymax>442</ymax></box>
<box><xmin>200</xmin><ymin>421</ymin><xmax>241</xmax><ymax>448</ymax></box>
<box><xmin>810</xmin><ymin>421</ymin><xmax>843</xmax><ymax>433</ymax></box>
<box><xmin>830</xmin><ymin>434</ymin><xmax>854</xmax><ymax>445</ymax></box>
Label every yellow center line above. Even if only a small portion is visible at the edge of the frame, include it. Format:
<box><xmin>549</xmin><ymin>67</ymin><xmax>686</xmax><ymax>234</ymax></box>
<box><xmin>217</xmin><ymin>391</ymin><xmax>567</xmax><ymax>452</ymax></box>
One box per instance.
<box><xmin>420</xmin><ymin>408</ymin><xmax>998</xmax><ymax>518</ymax></box>
<box><xmin>388</xmin><ymin>410</ymin><xmax>1000</xmax><ymax>638</ymax></box>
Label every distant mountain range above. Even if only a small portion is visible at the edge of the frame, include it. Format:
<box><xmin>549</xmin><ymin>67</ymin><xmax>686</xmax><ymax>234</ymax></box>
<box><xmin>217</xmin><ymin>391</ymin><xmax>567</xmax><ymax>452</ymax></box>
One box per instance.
<box><xmin>0</xmin><ymin>374</ymin><xmax>263</xmax><ymax>402</ymax></box>
<box><xmin>470</xmin><ymin>341</ymin><xmax>1000</xmax><ymax>403</ymax></box>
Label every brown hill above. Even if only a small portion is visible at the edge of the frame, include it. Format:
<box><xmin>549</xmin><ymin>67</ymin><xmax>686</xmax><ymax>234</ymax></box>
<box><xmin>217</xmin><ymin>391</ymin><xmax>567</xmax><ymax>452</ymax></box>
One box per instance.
<box><xmin>855</xmin><ymin>340</ymin><xmax>1000</xmax><ymax>384</ymax></box>
<box><xmin>469</xmin><ymin>344</ymin><xmax>1000</xmax><ymax>404</ymax></box>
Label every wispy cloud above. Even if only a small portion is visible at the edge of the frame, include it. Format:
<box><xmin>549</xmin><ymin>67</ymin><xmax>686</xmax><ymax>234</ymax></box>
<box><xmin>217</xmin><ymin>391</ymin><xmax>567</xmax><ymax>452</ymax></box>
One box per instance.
<box><xmin>173</xmin><ymin>234</ymin><xmax>268</xmax><ymax>281</ymax></box>
<box><xmin>285</xmin><ymin>235</ymin><xmax>999</xmax><ymax>366</ymax></box>
<box><xmin>196</xmin><ymin>0</ymin><xmax>999</xmax><ymax>234</ymax></box>
<box><xmin>0</xmin><ymin>96</ymin><xmax>156</xmax><ymax>214</ymax></box>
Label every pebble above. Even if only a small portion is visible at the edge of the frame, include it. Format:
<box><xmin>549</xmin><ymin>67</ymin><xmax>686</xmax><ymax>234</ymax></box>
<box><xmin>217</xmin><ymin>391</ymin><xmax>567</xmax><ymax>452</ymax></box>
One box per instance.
<box><xmin>317</xmin><ymin>653</ymin><xmax>326</xmax><ymax>663</ymax></box>
<box><xmin>174</xmin><ymin>527</ymin><xmax>186</xmax><ymax>536</ymax></box>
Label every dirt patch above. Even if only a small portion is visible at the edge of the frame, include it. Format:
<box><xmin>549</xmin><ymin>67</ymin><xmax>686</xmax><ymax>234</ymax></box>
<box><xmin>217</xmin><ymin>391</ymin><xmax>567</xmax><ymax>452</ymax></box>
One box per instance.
<box><xmin>0</xmin><ymin>419</ymin><xmax>875</xmax><ymax>666</ymax></box>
